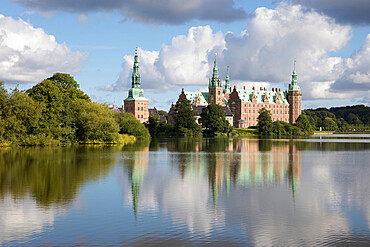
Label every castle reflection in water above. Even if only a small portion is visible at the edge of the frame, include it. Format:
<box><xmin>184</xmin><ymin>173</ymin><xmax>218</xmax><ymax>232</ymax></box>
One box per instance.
<box><xmin>123</xmin><ymin>138</ymin><xmax>301</xmax><ymax>214</ymax></box>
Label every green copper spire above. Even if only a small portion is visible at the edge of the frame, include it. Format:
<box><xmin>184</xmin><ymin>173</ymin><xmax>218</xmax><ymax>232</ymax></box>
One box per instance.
<box><xmin>125</xmin><ymin>48</ymin><xmax>148</xmax><ymax>101</ymax></box>
<box><xmin>210</xmin><ymin>54</ymin><xmax>222</xmax><ymax>87</ymax></box>
<box><xmin>289</xmin><ymin>60</ymin><xmax>301</xmax><ymax>91</ymax></box>
<box><xmin>224</xmin><ymin>66</ymin><xmax>231</xmax><ymax>93</ymax></box>
<box><xmin>132</xmin><ymin>47</ymin><xmax>141</xmax><ymax>88</ymax></box>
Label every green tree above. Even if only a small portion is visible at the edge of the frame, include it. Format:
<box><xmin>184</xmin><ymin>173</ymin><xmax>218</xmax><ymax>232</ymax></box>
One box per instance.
<box><xmin>173</xmin><ymin>99</ymin><xmax>201</xmax><ymax>137</ymax></box>
<box><xmin>271</xmin><ymin>121</ymin><xmax>286</xmax><ymax>136</ymax></box>
<box><xmin>322</xmin><ymin>117</ymin><xmax>338</xmax><ymax>131</ymax></box>
<box><xmin>70</xmin><ymin>99</ymin><xmax>120</xmax><ymax>142</ymax></box>
<box><xmin>257</xmin><ymin>108</ymin><xmax>273</xmax><ymax>135</ymax></box>
<box><xmin>27</xmin><ymin>79</ymin><xmax>64</xmax><ymax>138</ymax></box>
<box><xmin>114</xmin><ymin>111</ymin><xmax>150</xmax><ymax>139</ymax></box>
<box><xmin>47</xmin><ymin>73</ymin><xmax>90</xmax><ymax>101</ymax></box>
<box><xmin>199</xmin><ymin>104</ymin><xmax>231</xmax><ymax>135</ymax></box>
<box><xmin>347</xmin><ymin>113</ymin><xmax>363</xmax><ymax>126</ymax></box>
<box><xmin>296</xmin><ymin>113</ymin><xmax>314</xmax><ymax>134</ymax></box>
<box><xmin>3</xmin><ymin>89</ymin><xmax>43</xmax><ymax>142</ymax></box>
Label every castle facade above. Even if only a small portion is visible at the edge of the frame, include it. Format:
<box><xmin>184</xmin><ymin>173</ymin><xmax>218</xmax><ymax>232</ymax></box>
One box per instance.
<box><xmin>169</xmin><ymin>57</ymin><xmax>302</xmax><ymax>128</ymax></box>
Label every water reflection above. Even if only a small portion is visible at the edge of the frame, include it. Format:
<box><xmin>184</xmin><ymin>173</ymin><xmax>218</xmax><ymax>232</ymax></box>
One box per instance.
<box><xmin>0</xmin><ymin>146</ymin><xmax>121</xmax><ymax>207</ymax></box>
<box><xmin>0</xmin><ymin>145</ymin><xmax>122</xmax><ymax>245</ymax></box>
<box><xmin>1</xmin><ymin>138</ymin><xmax>369</xmax><ymax>246</ymax></box>
<box><xmin>125</xmin><ymin>138</ymin><xmax>302</xmax><ymax>215</ymax></box>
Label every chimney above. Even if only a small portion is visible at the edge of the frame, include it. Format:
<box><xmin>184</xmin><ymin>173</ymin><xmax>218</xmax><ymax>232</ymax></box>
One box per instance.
<box><xmin>279</xmin><ymin>88</ymin><xmax>281</xmax><ymax>92</ymax></box>
<box><xmin>243</xmin><ymin>86</ymin><xmax>246</xmax><ymax>90</ymax></box>
<box><xmin>272</xmin><ymin>88</ymin><xmax>274</xmax><ymax>92</ymax></box>
<box><xmin>260</xmin><ymin>87</ymin><xmax>263</xmax><ymax>91</ymax></box>
<box><xmin>181</xmin><ymin>88</ymin><xmax>184</xmax><ymax>93</ymax></box>
<box><xmin>264</xmin><ymin>87</ymin><xmax>266</xmax><ymax>91</ymax></box>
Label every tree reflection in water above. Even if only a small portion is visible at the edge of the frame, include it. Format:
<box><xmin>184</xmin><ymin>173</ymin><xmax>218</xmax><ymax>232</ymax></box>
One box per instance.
<box><xmin>0</xmin><ymin>145</ymin><xmax>122</xmax><ymax>207</ymax></box>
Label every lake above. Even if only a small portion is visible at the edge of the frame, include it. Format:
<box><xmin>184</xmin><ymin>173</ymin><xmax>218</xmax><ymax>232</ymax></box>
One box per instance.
<box><xmin>0</xmin><ymin>136</ymin><xmax>369</xmax><ymax>246</ymax></box>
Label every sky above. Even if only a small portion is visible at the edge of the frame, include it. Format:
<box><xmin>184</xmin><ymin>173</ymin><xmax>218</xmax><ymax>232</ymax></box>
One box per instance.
<box><xmin>0</xmin><ymin>0</ymin><xmax>369</xmax><ymax>110</ymax></box>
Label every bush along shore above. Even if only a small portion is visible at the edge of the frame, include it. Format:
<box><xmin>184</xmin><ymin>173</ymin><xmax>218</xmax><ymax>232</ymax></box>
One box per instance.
<box><xmin>0</xmin><ymin>73</ymin><xmax>150</xmax><ymax>146</ymax></box>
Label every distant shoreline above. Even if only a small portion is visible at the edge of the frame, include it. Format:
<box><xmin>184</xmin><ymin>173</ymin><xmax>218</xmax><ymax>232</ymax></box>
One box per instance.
<box><xmin>313</xmin><ymin>131</ymin><xmax>370</xmax><ymax>135</ymax></box>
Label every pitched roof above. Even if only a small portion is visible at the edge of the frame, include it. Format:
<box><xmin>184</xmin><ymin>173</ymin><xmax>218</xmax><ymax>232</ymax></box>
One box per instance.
<box><xmin>235</xmin><ymin>88</ymin><xmax>289</xmax><ymax>105</ymax></box>
<box><xmin>184</xmin><ymin>91</ymin><xmax>209</xmax><ymax>105</ymax></box>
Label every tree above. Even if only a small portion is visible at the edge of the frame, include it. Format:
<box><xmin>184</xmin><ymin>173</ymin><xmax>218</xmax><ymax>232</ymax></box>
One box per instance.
<box><xmin>71</xmin><ymin>99</ymin><xmax>120</xmax><ymax>142</ymax></box>
<box><xmin>114</xmin><ymin>111</ymin><xmax>150</xmax><ymax>139</ymax></box>
<box><xmin>322</xmin><ymin>117</ymin><xmax>338</xmax><ymax>131</ymax></box>
<box><xmin>257</xmin><ymin>108</ymin><xmax>273</xmax><ymax>135</ymax></box>
<box><xmin>27</xmin><ymin>79</ymin><xmax>64</xmax><ymax>137</ymax></box>
<box><xmin>173</xmin><ymin>99</ymin><xmax>201</xmax><ymax>136</ymax></box>
<box><xmin>296</xmin><ymin>113</ymin><xmax>314</xmax><ymax>134</ymax></box>
<box><xmin>199</xmin><ymin>104</ymin><xmax>231</xmax><ymax>135</ymax></box>
<box><xmin>272</xmin><ymin>121</ymin><xmax>287</xmax><ymax>136</ymax></box>
<box><xmin>47</xmin><ymin>73</ymin><xmax>90</xmax><ymax>101</ymax></box>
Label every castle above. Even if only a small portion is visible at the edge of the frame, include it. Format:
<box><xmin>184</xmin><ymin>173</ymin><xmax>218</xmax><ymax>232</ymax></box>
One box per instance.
<box><xmin>169</xmin><ymin>57</ymin><xmax>302</xmax><ymax>128</ymax></box>
<box><xmin>123</xmin><ymin>50</ymin><xmax>302</xmax><ymax>128</ymax></box>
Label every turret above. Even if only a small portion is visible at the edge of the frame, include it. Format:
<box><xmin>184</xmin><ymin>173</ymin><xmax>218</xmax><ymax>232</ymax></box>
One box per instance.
<box><xmin>132</xmin><ymin>47</ymin><xmax>141</xmax><ymax>88</ymax></box>
<box><xmin>124</xmin><ymin>48</ymin><xmax>149</xmax><ymax>123</ymax></box>
<box><xmin>208</xmin><ymin>55</ymin><xmax>225</xmax><ymax>105</ymax></box>
<box><xmin>288</xmin><ymin>61</ymin><xmax>302</xmax><ymax>124</ymax></box>
<box><xmin>224</xmin><ymin>66</ymin><xmax>231</xmax><ymax>94</ymax></box>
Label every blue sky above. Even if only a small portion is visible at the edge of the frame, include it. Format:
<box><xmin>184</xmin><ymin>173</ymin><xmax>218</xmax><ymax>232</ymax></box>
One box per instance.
<box><xmin>0</xmin><ymin>0</ymin><xmax>369</xmax><ymax>110</ymax></box>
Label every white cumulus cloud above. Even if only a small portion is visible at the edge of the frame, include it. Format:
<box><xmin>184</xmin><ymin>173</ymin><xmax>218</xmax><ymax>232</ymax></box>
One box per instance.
<box><xmin>103</xmin><ymin>3</ymin><xmax>370</xmax><ymax>102</ymax></box>
<box><xmin>0</xmin><ymin>14</ymin><xmax>87</xmax><ymax>83</ymax></box>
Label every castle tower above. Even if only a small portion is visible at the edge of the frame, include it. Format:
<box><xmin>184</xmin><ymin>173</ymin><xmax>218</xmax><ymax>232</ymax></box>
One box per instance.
<box><xmin>124</xmin><ymin>48</ymin><xmax>149</xmax><ymax>123</ymax></box>
<box><xmin>224</xmin><ymin>66</ymin><xmax>231</xmax><ymax>101</ymax></box>
<box><xmin>208</xmin><ymin>55</ymin><xmax>225</xmax><ymax>106</ymax></box>
<box><xmin>288</xmin><ymin>61</ymin><xmax>302</xmax><ymax>124</ymax></box>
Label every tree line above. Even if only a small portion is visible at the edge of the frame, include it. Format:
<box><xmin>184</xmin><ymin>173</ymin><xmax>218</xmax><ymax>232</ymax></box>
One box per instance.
<box><xmin>0</xmin><ymin>73</ymin><xmax>149</xmax><ymax>146</ymax></box>
<box><xmin>303</xmin><ymin>105</ymin><xmax>369</xmax><ymax>131</ymax></box>
<box><xmin>147</xmin><ymin>99</ymin><xmax>315</xmax><ymax>137</ymax></box>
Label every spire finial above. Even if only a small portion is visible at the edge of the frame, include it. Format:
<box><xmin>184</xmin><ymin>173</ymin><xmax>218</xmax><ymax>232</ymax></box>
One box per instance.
<box><xmin>135</xmin><ymin>47</ymin><xmax>138</xmax><ymax>56</ymax></box>
<box><xmin>293</xmin><ymin>60</ymin><xmax>296</xmax><ymax>73</ymax></box>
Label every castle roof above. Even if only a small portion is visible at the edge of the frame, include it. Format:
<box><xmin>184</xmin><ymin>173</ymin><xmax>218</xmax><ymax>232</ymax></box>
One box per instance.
<box><xmin>184</xmin><ymin>91</ymin><xmax>228</xmax><ymax>105</ymax></box>
<box><xmin>235</xmin><ymin>88</ymin><xmax>289</xmax><ymax>105</ymax></box>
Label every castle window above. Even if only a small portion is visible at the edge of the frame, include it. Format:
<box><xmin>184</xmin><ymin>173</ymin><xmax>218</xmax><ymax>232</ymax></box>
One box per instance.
<box><xmin>249</xmin><ymin>109</ymin><xmax>251</xmax><ymax>113</ymax></box>
<box><xmin>141</xmin><ymin>115</ymin><xmax>143</xmax><ymax>118</ymax></box>
<box><xmin>218</xmin><ymin>91</ymin><xmax>220</xmax><ymax>95</ymax></box>
<box><xmin>249</xmin><ymin>117</ymin><xmax>251</xmax><ymax>121</ymax></box>
<box><xmin>138</xmin><ymin>107</ymin><xmax>140</xmax><ymax>110</ymax></box>
<box><xmin>253</xmin><ymin>110</ymin><xmax>255</xmax><ymax>113</ymax></box>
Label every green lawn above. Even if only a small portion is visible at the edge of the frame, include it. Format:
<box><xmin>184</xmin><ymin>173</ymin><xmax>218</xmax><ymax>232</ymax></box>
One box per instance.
<box><xmin>231</xmin><ymin>128</ymin><xmax>258</xmax><ymax>136</ymax></box>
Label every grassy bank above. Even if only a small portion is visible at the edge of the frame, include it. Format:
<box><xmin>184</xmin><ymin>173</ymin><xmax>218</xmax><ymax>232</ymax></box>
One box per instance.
<box><xmin>231</xmin><ymin>128</ymin><xmax>258</xmax><ymax>137</ymax></box>
<box><xmin>0</xmin><ymin>134</ymin><xmax>136</xmax><ymax>147</ymax></box>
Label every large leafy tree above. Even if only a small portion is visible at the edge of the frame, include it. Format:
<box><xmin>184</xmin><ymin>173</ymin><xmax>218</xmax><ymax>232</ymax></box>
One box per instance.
<box><xmin>47</xmin><ymin>73</ymin><xmax>90</xmax><ymax>101</ymax></box>
<box><xmin>114</xmin><ymin>111</ymin><xmax>150</xmax><ymax>139</ymax></box>
<box><xmin>199</xmin><ymin>104</ymin><xmax>231</xmax><ymax>135</ymax></box>
<box><xmin>296</xmin><ymin>113</ymin><xmax>314</xmax><ymax>134</ymax></box>
<box><xmin>173</xmin><ymin>99</ymin><xmax>201</xmax><ymax>136</ymax></box>
<box><xmin>71</xmin><ymin>99</ymin><xmax>120</xmax><ymax>142</ymax></box>
<box><xmin>257</xmin><ymin>108</ymin><xmax>273</xmax><ymax>135</ymax></box>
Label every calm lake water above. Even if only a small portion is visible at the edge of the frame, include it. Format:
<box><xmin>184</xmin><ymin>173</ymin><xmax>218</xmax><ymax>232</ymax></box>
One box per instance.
<box><xmin>0</xmin><ymin>136</ymin><xmax>369</xmax><ymax>246</ymax></box>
